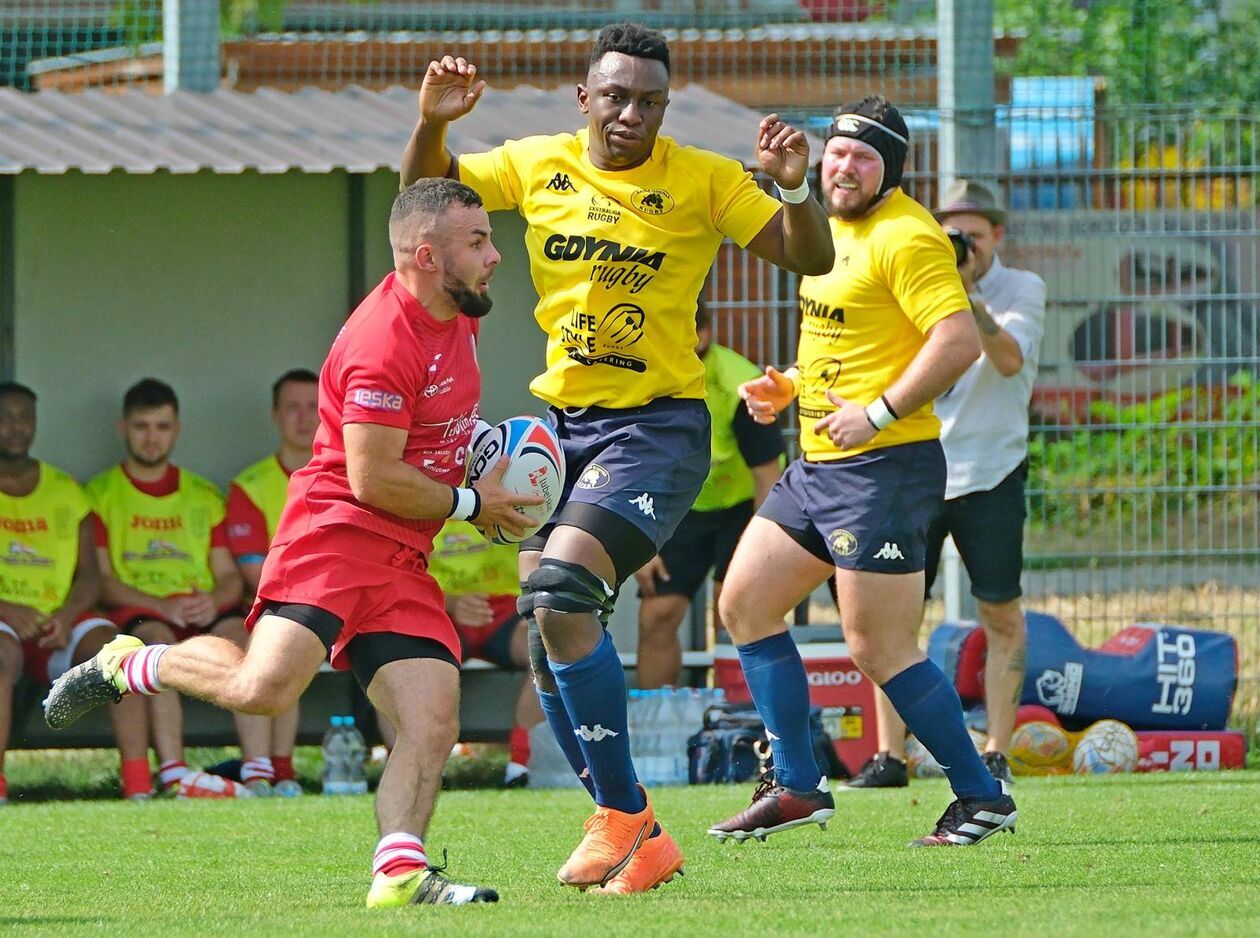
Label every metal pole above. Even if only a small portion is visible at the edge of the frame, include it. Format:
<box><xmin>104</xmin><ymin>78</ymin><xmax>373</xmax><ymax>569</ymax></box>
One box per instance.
<box><xmin>0</xmin><ymin>176</ymin><xmax>14</xmax><ymax>381</ymax></box>
<box><xmin>937</xmin><ymin>0</ymin><xmax>998</xmax><ymax>185</ymax></box>
<box><xmin>164</xmin><ymin>0</ymin><xmax>221</xmax><ymax>93</ymax></box>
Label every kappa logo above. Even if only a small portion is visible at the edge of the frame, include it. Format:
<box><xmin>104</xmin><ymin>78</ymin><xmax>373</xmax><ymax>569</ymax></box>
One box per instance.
<box><xmin>872</xmin><ymin>541</ymin><xmax>905</xmax><ymax>561</ymax></box>
<box><xmin>629</xmin><ymin>492</ymin><xmax>656</xmax><ymax>519</ymax></box>
<box><xmin>547</xmin><ymin>172</ymin><xmax>577</xmax><ymax>193</ymax></box>
<box><xmin>828</xmin><ymin>528</ymin><xmax>857</xmax><ymax>557</ymax></box>
<box><xmin>575</xmin><ymin>724</ymin><xmax>619</xmax><ymax>742</ymax></box>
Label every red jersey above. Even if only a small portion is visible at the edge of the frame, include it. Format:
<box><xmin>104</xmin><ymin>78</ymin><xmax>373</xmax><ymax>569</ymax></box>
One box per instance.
<box><xmin>271</xmin><ymin>272</ymin><xmax>482</xmax><ymax>553</ymax></box>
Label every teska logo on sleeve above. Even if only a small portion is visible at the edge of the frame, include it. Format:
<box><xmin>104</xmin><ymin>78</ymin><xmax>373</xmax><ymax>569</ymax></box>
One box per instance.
<box><xmin>352</xmin><ymin>388</ymin><xmax>404</xmax><ymax>412</ymax></box>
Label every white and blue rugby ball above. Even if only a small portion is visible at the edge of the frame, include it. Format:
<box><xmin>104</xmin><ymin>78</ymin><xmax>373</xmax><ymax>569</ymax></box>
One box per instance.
<box><xmin>467</xmin><ymin>416</ymin><xmax>565</xmax><ymax>544</ymax></box>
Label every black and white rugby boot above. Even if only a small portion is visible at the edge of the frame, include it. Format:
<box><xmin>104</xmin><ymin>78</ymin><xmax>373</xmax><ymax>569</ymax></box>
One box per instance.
<box><xmin>909</xmin><ymin>779</ymin><xmax>1017</xmax><ymax>847</ymax></box>
<box><xmin>843</xmin><ymin>752</ymin><xmax>909</xmax><ymax>789</ymax></box>
<box><xmin>708</xmin><ymin>770</ymin><xmax>835</xmax><ymax>843</ymax></box>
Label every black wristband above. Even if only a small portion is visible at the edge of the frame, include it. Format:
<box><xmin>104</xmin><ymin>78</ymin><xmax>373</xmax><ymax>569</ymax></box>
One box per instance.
<box><xmin>880</xmin><ymin>394</ymin><xmax>900</xmax><ymax>420</ymax></box>
<box><xmin>467</xmin><ymin>488</ymin><xmax>482</xmax><ymax>522</ymax></box>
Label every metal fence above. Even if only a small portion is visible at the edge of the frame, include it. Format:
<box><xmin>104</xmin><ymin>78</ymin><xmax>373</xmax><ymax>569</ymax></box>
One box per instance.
<box><xmin>3</xmin><ymin>0</ymin><xmax>1258</xmax><ymax>722</ymax></box>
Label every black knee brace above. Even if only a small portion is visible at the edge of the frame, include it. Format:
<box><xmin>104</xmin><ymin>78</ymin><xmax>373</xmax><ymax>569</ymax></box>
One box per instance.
<box><xmin>525</xmin><ymin>558</ymin><xmax>616</xmax><ymax>626</ymax></box>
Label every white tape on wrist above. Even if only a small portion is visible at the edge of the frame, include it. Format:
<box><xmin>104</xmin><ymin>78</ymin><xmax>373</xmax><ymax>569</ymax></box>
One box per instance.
<box><xmin>776</xmin><ymin>180</ymin><xmax>810</xmax><ymax>204</ymax></box>
<box><xmin>448</xmin><ymin>486</ymin><xmax>481</xmax><ymax>521</ymax></box>
<box><xmin>865</xmin><ymin>395</ymin><xmax>898</xmax><ymax>431</ymax></box>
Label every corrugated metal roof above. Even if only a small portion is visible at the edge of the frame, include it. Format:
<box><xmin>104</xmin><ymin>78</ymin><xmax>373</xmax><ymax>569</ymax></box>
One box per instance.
<box><xmin>0</xmin><ymin>84</ymin><xmax>823</xmax><ymax>175</ymax></box>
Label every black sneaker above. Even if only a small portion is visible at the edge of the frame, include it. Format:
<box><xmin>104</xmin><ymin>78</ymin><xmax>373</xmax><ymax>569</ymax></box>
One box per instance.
<box><xmin>843</xmin><ymin>752</ymin><xmax>909</xmax><ymax>789</ymax></box>
<box><xmin>982</xmin><ymin>751</ymin><xmax>1014</xmax><ymax>784</ymax></box>
<box><xmin>707</xmin><ymin>770</ymin><xmax>835</xmax><ymax>843</ymax></box>
<box><xmin>909</xmin><ymin>779</ymin><xmax>1017</xmax><ymax>847</ymax></box>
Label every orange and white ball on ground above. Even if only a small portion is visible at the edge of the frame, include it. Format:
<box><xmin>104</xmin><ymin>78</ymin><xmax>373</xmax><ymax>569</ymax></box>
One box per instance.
<box><xmin>466</xmin><ymin>416</ymin><xmax>565</xmax><ymax>544</ymax></box>
<box><xmin>1008</xmin><ymin>720</ymin><xmax>1074</xmax><ymax>776</ymax></box>
<box><xmin>1072</xmin><ymin>719</ymin><xmax>1140</xmax><ymax>774</ymax></box>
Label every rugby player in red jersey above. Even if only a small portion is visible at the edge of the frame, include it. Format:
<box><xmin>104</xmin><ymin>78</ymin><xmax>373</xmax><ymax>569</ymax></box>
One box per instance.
<box><xmin>45</xmin><ymin>178</ymin><xmax>541</xmax><ymax>908</ymax></box>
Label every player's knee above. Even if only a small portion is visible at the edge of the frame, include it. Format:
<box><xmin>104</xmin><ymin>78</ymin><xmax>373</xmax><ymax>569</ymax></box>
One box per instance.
<box><xmin>133</xmin><ymin>620</ymin><xmax>175</xmax><ymax>645</ymax></box>
<box><xmin>71</xmin><ymin>625</ymin><xmax>116</xmax><ymax>664</ymax></box>
<box><xmin>526</xmin><ymin>559</ymin><xmax>615</xmax><ymax>626</ymax></box>
<box><xmin>0</xmin><ymin>641</ymin><xmax>19</xmax><ymax>685</ymax></box>
<box><xmin>979</xmin><ymin>600</ymin><xmax>1025</xmax><ymax>642</ymax></box>
<box><xmin>716</xmin><ymin>587</ymin><xmax>755</xmax><ymax>642</ymax></box>
<box><xmin>396</xmin><ymin>707</ymin><xmax>459</xmax><ymax>751</ymax></box>
<box><xmin>526</xmin><ymin>620</ymin><xmax>558</xmax><ymax>695</ymax></box>
<box><xmin>230</xmin><ymin>670</ymin><xmax>297</xmax><ymax>716</ymax></box>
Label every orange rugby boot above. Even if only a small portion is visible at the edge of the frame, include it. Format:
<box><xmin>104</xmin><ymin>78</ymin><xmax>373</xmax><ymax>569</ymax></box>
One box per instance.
<box><xmin>597</xmin><ymin>826</ymin><xmax>685</xmax><ymax>895</ymax></box>
<box><xmin>557</xmin><ymin>790</ymin><xmax>655</xmax><ymax>889</ymax></box>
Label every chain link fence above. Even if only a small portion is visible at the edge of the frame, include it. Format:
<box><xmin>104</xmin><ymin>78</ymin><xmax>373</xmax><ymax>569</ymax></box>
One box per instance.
<box><xmin>3</xmin><ymin>0</ymin><xmax>1258</xmax><ymax>722</ymax></box>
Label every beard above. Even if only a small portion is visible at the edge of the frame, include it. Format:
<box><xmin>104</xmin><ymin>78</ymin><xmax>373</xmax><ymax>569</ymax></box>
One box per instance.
<box><xmin>829</xmin><ymin>185</ymin><xmax>883</xmax><ymax>221</ymax></box>
<box><xmin>443</xmin><ymin>273</ymin><xmax>493</xmax><ymax>319</ymax></box>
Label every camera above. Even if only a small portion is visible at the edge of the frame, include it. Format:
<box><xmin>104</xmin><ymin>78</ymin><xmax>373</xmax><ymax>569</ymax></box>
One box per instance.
<box><xmin>945</xmin><ymin>227</ymin><xmax>975</xmax><ymax>267</ymax></box>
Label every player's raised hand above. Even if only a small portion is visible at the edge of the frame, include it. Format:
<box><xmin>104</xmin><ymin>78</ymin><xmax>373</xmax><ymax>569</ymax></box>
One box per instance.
<box><xmin>419</xmin><ymin>56</ymin><xmax>486</xmax><ymax>123</ymax></box>
<box><xmin>812</xmin><ymin>390</ymin><xmax>878</xmax><ymax>450</ymax></box>
<box><xmin>739</xmin><ymin>366</ymin><xmax>797</xmax><ymax>425</ymax></box>
<box><xmin>470</xmin><ymin>457</ymin><xmax>545</xmax><ymax>539</ymax></box>
<box><xmin>755</xmin><ymin>113</ymin><xmax>810</xmax><ymax>190</ymax></box>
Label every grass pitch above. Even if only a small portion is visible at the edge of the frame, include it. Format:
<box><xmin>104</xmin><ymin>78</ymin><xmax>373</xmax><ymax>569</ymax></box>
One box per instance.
<box><xmin>3</xmin><ymin>772</ymin><xmax>1259</xmax><ymax>936</ymax></box>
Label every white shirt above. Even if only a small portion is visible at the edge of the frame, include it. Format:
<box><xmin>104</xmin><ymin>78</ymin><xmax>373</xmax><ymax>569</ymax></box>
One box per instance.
<box><xmin>935</xmin><ymin>254</ymin><xmax>1047</xmax><ymax>500</ymax></box>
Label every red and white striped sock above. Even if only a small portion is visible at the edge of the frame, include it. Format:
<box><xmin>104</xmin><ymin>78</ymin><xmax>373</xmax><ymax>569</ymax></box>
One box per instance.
<box><xmin>271</xmin><ymin>755</ymin><xmax>295</xmax><ymax>783</ymax></box>
<box><xmin>372</xmin><ymin>833</ymin><xmax>428</xmax><ymax>878</ymax></box>
<box><xmin>241</xmin><ymin>757</ymin><xmax>274</xmax><ymax>785</ymax></box>
<box><xmin>120</xmin><ymin>645</ymin><xmax>169</xmax><ymax>696</ymax></box>
<box><xmin>158</xmin><ymin>759</ymin><xmax>189</xmax><ymax>791</ymax></box>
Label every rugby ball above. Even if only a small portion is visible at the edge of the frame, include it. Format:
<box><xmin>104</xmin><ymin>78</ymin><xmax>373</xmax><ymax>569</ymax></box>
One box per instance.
<box><xmin>1072</xmin><ymin>719</ymin><xmax>1139</xmax><ymax>775</ymax></box>
<box><xmin>466</xmin><ymin>416</ymin><xmax>565</xmax><ymax>544</ymax></box>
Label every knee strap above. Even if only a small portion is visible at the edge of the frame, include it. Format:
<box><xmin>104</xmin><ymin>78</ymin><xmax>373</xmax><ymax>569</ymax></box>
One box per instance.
<box><xmin>525</xmin><ymin>618</ymin><xmax>557</xmax><ymax>694</ymax></box>
<box><xmin>516</xmin><ymin>580</ymin><xmax>536</xmax><ymax>620</ymax></box>
<box><xmin>525</xmin><ymin>558</ymin><xmax>615</xmax><ymax>624</ymax></box>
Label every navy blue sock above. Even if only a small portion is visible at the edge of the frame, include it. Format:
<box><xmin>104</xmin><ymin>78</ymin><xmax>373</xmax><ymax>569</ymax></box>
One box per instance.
<box><xmin>736</xmin><ymin>632</ymin><xmax>821</xmax><ymax>792</ymax></box>
<box><xmin>550</xmin><ymin>632</ymin><xmax>646</xmax><ymax>814</ymax></box>
<box><xmin>882</xmin><ymin>659</ymin><xmax>1001</xmax><ymax>801</ymax></box>
<box><xmin>536</xmin><ymin>688</ymin><xmax>596</xmax><ymax>799</ymax></box>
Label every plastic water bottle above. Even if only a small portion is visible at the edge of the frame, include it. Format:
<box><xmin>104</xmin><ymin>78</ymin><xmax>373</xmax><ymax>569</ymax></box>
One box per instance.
<box><xmin>342</xmin><ymin>716</ymin><xmax>369</xmax><ymax>795</ymax></box>
<box><xmin>627</xmin><ymin>689</ymin><xmax>645</xmax><ymax>771</ymax></box>
<box><xmin>322</xmin><ymin>715</ymin><xmax>350</xmax><ymax>795</ymax></box>
<box><xmin>527</xmin><ymin>722</ymin><xmax>584</xmax><ymax>789</ymax></box>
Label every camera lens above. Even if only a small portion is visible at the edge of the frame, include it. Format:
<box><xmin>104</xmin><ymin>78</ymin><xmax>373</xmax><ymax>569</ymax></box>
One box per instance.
<box><xmin>945</xmin><ymin>227</ymin><xmax>973</xmax><ymax>266</ymax></box>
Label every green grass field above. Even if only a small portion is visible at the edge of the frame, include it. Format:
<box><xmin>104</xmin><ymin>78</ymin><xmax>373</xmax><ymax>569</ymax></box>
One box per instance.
<box><xmin>3</xmin><ymin>771</ymin><xmax>1260</xmax><ymax>936</ymax></box>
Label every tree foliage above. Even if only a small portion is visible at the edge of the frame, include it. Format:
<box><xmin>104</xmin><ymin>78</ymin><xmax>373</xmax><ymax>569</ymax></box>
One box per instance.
<box><xmin>995</xmin><ymin>0</ymin><xmax>1260</xmax><ymax>107</ymax></box>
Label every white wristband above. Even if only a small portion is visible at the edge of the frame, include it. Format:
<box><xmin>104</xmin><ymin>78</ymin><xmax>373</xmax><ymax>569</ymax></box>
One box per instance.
<box><xmin>864</xmin><ymin>395</ymin><xmax>898</xmax><ymax>431</ymax></box>
<box><xmin>776</xmin><ymin>179</ymin><xmax>810</xmax><ymax>204</ymax></box>
<box><xmin>448</xmin><ymin>486</ymin><xmax>481</xmax><ymax>521</ymax></box>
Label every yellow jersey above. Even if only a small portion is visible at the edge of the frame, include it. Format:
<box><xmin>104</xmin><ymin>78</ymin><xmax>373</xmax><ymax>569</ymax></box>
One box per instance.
<box><xmin>427</xmin><ymin>521</ymin><xmax>520</xmax><ymax>598</ymax></box>
<box><xmin>0</xmin><ymin>462</ymin><xmax>90</xmax><ymax>615</ymax></box>
<box><xmin>797</xmin><ymin>189</ymin><xmax>969</xmax><ymax>461</ymax></box>
<box><xmin>231</xmin><ymin>455</ymin><xmax>290</xmax><ymax>542</ymax></box>
<box><xmin>458</xmin><ymin>129</ymin><xmax>781</xmax><ymax>409</ymax></box>
<box><xmin>86</xmin><ymin>465</ymin><xmax>225</xmax><ymax>598</ymax></box>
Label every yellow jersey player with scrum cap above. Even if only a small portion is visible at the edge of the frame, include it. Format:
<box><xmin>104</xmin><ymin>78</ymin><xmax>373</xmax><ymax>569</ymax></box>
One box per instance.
<box><xmin>711</xmin><ymin>95</ymin><xmax>1020</xmax><ymax>855</ymax></box>
<box><xmin>401</xmin><ymin>21</ymin><xmax>834</xmax><ymax>895</ymax></box>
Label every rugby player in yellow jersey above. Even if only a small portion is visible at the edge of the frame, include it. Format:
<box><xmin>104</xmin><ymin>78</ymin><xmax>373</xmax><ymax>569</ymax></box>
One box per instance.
<box><xmin>401</xmin><ymin>22</ymin><xmax>833</xmax><ymax>893</ymax></box>
<box><xmin>0</xmin><ymin>382</ymin><xmax>149</xmax><ymax>802</ymax></box>
<box><xmin>87</xmin><ymin>378</ymin><xmax>266</xmax><ymax>796</ymax></box>
<box><xmin>709</xmin><ymin>96</ymin><xmax>1019</xmax><ymax>848</ymax></box>
<box><xmin>223</xmin><ymin>369</ymin><xmax>319</xmax><ymax>795</ymax></box>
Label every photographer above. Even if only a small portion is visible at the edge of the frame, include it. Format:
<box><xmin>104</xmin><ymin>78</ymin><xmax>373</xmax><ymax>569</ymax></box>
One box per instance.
<box><xmin>849</xmin><ymin>179</ymin><xmax>1047</xmax><ymax>788</ymax></box>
